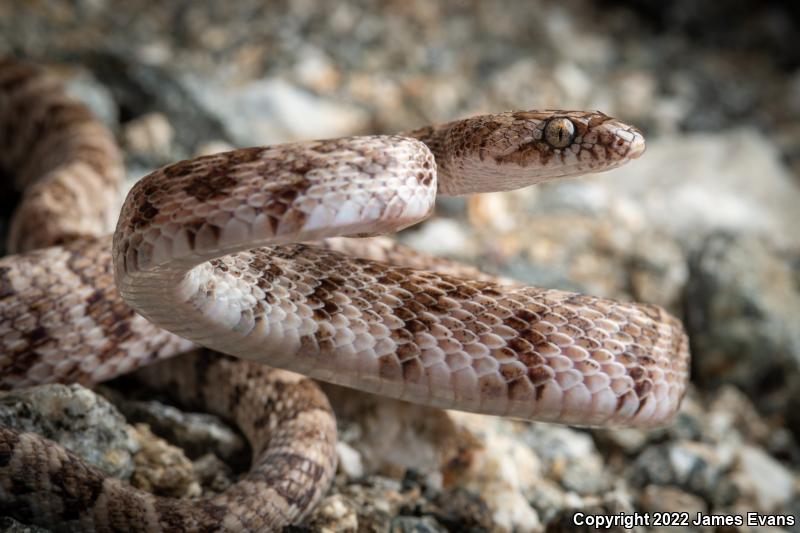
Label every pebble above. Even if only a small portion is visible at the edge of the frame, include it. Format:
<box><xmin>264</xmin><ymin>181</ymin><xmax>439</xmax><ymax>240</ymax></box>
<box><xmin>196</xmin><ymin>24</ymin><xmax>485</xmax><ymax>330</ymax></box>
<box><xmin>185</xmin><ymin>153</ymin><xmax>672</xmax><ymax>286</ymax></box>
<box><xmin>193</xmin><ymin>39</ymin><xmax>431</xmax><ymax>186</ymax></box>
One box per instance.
<box><xmin>122</xmin><ymin>112</ymin><xmax>175</xmax><ymax>163</ymax></box>
<box><xmin>732</xmin><ymin>445</ymin><xmax>796</xmax><ymax>512</ymax></box>
<box><xmin>639</xmin><ymin>485</ymin><xmax>707</xmax><ymax>533</ymax></box>
<box><xmin>399</xmin><ymin>218</ymin><xmax>475</xmax><ymax>259</ymax></box>
<box><xmin>0</xmin><ymin>517</ymin><xmax>50</xmax><ymax>533</ymax></box>
<box><xmin>521</xmin><ymin>424</ymin><xmax>608</xmax><ymax>496</ymax></box>
<box><xmin>129</xmin><ymin>423</ymin><xmax>201</xmax><ymax>498</ymax></box>
<box><xmin>336</xmin><ymin>441</ymin><xmax>365</xmax><ymax>479</ymax></box>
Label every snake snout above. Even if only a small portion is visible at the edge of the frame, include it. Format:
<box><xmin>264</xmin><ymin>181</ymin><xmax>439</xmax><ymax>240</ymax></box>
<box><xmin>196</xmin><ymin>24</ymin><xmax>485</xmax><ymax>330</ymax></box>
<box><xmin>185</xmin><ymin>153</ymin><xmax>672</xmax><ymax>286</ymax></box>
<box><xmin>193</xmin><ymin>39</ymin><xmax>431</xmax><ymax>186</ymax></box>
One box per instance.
<box><xmin>627</xmin><ymin>129</ymin><xmax>646</xmax><ymax>159</ymax></box>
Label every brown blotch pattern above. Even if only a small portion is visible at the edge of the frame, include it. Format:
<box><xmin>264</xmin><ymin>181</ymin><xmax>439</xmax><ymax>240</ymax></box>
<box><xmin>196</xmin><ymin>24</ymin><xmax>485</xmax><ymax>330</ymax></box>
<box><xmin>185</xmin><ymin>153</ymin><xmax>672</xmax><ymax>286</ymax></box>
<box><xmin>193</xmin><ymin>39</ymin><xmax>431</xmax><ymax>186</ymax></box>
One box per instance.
<box><xmin>1</xmin><ymin>63</ymin><xmax>685</xmax><ymax>531</ymax></box>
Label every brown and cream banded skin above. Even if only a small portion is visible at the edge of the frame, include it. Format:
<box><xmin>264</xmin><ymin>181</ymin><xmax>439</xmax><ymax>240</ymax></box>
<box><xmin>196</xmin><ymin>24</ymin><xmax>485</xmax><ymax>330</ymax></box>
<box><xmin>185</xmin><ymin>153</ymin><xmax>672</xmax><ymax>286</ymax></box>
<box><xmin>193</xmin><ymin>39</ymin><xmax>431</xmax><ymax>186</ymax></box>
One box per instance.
<box><xmin>0</xmin><ymin>353</ymin><xmax>337</xmax><ymax>531</ymax></box>
<box><xmin>0</xmin><ymin>58</ymin><xmax>690</xmax><ymax>531</ymax></box>
<box><xmin>0</xmin><ymin>59</ymin><xmax>123</xmax><ymax>253</ymax></box>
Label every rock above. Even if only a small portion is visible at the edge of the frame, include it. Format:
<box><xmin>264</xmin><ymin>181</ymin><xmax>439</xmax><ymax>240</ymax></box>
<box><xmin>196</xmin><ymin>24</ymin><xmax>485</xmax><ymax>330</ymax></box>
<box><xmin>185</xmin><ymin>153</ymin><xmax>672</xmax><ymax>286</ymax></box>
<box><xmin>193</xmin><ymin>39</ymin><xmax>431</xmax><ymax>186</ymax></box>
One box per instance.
<box><xmin>705</xmin><ymin>386</ymin><xmax>771</xmax><ymax>446</ymax></box>
<box><xmin>627</xmin><ymin>234</ymin><xmax>688</xmax><ymax>312</ymax></box>
<box><xmin>0</xmin><ymin>517</ymin><xmax>51</xmax><ymax>533</ymax></box>
<box><xmin>487</xmin><ymin>58</ymin><xmax>553</xmax><ymax>111</ymax></box>
<box><xmin>521</xmin><ymin>424</ymin><xmax>608</xmax><ymax>496</ymax></box>
<box><xmin>686</xmin><ymin>233</ymin><xmax>800</xmax><ymax>405</ymax></box>
<box><xmin>109</xmin><ymin>395</ymin><xmax>246</xmax><ymax>467</ymax></box>
<box><xmin>322</xmin><ymin>385</ymin><xmax>461</xmax><ymax>482</ymax></box>
<box><xmin>192</xmin><ymin>453</ymin><xmax>234</xmax><ymax>495</ymax></box>
<box><xmin>545</xmin><ymin>491</ymin><xmax>641</xmax><ymax>533</ymax></box>
<box><xmin>336</xmin><ymin>441</ymin><xmax>365</xmax><ymax>479</ymax></box>
<box><xmin>640</xmin><ymin>483</ymin><xmax>707</xmax><ymax>512</ymax></box>
<box><xmin>527</xmin><ymin>477</ymin><xmax>580</xmax><ymax>526</ymax></box>
<box><xmin>628</xmin><ymin>441</ymin><xmax>738</xmax><ymax>507</ymax></box>
<box><xmin>292</xmin><ymin>46</ymin><xmax>342</xmax><ymax>93</ymax></box>
<box><xmin>399</xmin><ymin>218</ymin><xmax>476</xmax><ymax>260</ymax></box>
<box><xmin>427</xmin><ymin>487</ymin><xmax>496</xmax><ymax>532</ymax></box>
<box><xmin>731</xmin><ymin>445</ymin><xmax>796</xmax><ymax>512</ymax></box>
<box><xmin>193</xmin><ymin>140</ymin><xmax>235</xmax><ymax>157</ymax></box>
<box><xmin>122</xmin><ymin>112</ymin><xmax>175</xmax><ymax>165</ymax></box>
<box><xmin>326</xmin><ymin>385</ymin><xmax>541</xmax><ymax>532</ymax></box>
<box><xmin>81</xmin><ymin>51</ymin><xmax>230</xmax><ymax>156</ymax></box>
<box><xmin>129</xmin><ymin>423</ymin><xmax>200</xmax><ymax>498</ymax></box>
<box><xmin>639</xmin><ymin>485</ymin><xmax>707</xmax><ymax>533</ymax></box>
<box><xmin>63</xmin><ymin>68</ymin><xmax>119</xmax><ymax>130</ymax></box>
<box><xmin>302</xmin><ymin>493</ymin><xmax>359</xmax><ymax>533</ymax></box>
<box><xmin>0</xmin><ymin>384</ymin><xmax>137</xmax><ymax>479</ymax></box>
<box><xmin>446</xmin><ymin>414</ymin><xmax>542</xmax><ymax>533</ymax></box>
<box><xmin>186</xmin><ymin>77</ymin><xmax>370</xmax><ymax>147</ymax></box>
<box><xmin>331</xmin><ymin>476</ymin><xmax>409</xmax><ymax>531</ymax></box>
<box><xmin>389</xmin><ymin>516</ymin><xmax>447</xmax><ymax>533</ymax></box>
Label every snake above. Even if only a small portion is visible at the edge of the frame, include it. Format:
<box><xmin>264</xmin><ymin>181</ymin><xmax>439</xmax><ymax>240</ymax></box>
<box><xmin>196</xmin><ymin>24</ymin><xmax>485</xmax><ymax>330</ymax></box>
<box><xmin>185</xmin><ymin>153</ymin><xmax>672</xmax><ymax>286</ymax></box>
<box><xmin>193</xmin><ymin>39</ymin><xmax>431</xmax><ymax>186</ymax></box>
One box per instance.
<box><xmin>0</xmin><ymin>59</ymin><xmax>690</xmax><ymax>531</ymax></box>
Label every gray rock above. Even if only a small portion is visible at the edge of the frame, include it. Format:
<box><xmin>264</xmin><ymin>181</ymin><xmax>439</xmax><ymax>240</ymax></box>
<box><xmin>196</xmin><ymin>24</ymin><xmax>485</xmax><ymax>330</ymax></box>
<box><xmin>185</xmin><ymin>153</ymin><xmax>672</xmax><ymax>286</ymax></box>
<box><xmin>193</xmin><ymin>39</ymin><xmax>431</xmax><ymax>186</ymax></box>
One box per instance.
<box><xmin>389</xmin><ymin>516</ymin><xmax>447</xmax><ymax>533</ymax></box>
<box><xmin>301</xmin><ymin>493</ymin><xmax>359</xmax><ymax>532</ymax></box>
<box><xmin>192</xmin><ymin>453</ymin><xmax>235</xmax><ymax>495</ymax></box>
<box><xmin>705</xmin><ymin>386</ymin><xmax>772</xmax><ymax>445</ymax></box>
<box><xmin>0</xmin><ymin>516</ymin><xmax>50</xmax><ymax>533</ymax></box>
<box><xmin>399</xmin><ymin>218</ymin><xmax>476</xmax><ymax>260</ymax></box>
<box><xmin>81</xmin><ymin>51</ymin><xmax>230</xmax><ymax>157</ymax></box>
<box><xmin>128</xmin><ymin>423</ymin><xmax>200</xmax><ymax>498</ymax></box>
<box><xmin>602</xmin><ymin>131</ymin><xmax>800</xmax><ymax>248</ymax></box>
<box><xmin>0</xmin><ymin>384</ymin><xmax>138</xmax><ymax>479</ymax></box>
<box><xmin>109</xmin><ymin>395</ymin><xmax>246</xmax><ymax>467</ymax></box>
<box><xmin>639</xmin><ymin>485</ymin><xmax>707</xmax><ymax>533</ymax></box>
<box><xmin>331</xmin><ymin>475</ymin><xmax>407</xmax><ymax>531</ymax></box>
<box><xmin>628</xmin><ymin>441</ymin><xmax>738</xmax><ymax>507</ymax></box>
<box><xmin>545</xmin><ymin>491</ymin><xmax>640</xmax><ymax>533</ymax></box>
<box><xmin>121</xmin><ymin>112</ymin><xmax>176</xmax><ymax>166</ymax></box>
<box><xmin>184</xmin><ymin>76</ymin><xmax>370</xmax><ymax>147</ymax></box>
<box><xmin>427</xmin><ymin>487</ymin><xmax>496</xmax><ymax>532</ymax></box>
<box><xmin>731</xmin><ymin>445</ymin><xmax>796</xmax><ymax>512</ymax></box>
<box><xmin>686</xmin><ymin>233</ymin><xmax>800</xmax><ymax>405</ymax></box>
<box><xmin>521</xmin><ymin>425</ymin><xmax>609</xmax><ymax>496</ymax></box>
<box><xmin>63</xmin><ymin>69</ymin><xmax>119</xmax><ymax>130</ymax></box>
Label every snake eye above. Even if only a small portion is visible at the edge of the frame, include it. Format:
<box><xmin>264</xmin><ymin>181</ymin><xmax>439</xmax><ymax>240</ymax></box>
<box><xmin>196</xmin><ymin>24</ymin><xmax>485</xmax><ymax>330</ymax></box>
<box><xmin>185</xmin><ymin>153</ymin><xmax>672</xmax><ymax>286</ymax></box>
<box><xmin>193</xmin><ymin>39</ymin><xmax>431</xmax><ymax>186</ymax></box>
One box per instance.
<box><xmin>544</xmin><ymin>118</ymin><xmax>576</xmax><ymax>149</ymax></box>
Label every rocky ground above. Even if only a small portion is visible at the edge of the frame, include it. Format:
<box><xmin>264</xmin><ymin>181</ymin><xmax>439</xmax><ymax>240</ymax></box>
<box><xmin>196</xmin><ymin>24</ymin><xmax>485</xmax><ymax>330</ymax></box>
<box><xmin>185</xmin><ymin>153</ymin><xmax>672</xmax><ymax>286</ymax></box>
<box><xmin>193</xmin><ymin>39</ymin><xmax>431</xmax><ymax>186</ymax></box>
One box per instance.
<box><xmin>1</xmin><ymin>1</ymin><xmax>800</xmax><ymax>532</ymax></box>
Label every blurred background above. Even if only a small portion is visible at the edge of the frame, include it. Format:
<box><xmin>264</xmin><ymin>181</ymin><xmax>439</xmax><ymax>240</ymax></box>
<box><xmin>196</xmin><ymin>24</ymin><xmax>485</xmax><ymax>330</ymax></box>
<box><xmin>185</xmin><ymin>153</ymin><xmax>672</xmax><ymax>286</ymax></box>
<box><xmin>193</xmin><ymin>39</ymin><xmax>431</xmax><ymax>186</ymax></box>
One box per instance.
<box><xmin>2</xmin><ymin>1</ymin><xmax>800</xmax><ymax>531</ymax></box>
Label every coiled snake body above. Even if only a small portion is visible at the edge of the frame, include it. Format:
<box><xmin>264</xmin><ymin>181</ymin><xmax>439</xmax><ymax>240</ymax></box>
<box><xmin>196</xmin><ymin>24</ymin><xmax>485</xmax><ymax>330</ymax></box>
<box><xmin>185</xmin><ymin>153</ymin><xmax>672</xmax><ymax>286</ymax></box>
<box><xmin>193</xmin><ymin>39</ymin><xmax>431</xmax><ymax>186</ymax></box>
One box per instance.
<box><xmin>0</xmin><ymin>60</ymin><xmax>689</xmax><ymax>531</ymax></box>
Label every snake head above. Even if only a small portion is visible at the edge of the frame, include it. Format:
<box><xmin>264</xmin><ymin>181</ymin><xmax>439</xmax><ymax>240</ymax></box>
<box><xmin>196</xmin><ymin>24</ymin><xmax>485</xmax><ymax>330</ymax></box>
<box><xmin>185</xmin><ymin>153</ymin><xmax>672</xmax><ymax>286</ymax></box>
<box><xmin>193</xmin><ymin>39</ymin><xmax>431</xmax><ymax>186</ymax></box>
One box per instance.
<box><xmin>427</xmin><ymin>110</ymin><xmax>646</xmax><ymax>196</ymax></box>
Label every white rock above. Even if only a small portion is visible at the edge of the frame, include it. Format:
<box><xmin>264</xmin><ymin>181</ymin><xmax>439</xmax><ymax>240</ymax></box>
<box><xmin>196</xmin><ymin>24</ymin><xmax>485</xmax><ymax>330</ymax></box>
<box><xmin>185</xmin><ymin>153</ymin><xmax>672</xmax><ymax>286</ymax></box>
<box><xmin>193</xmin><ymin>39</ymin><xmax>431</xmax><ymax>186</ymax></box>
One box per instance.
<box><xmin>450</xmin><ymin>413</ymin><xmax>543</xmax><ymax>533</ymax></box>
<box><xmin>335</xmin><ymin>441</ymin><xmax>364</xmax><ymax>479</ymax></box>
<box><xmin>123</xmin><ymin>112</ymin><xmax>175</xmax><ymax>160</ymax></box>
<box><xmin>401</xmin><ymin>218</ymin><xmax>475</xmax><ymax>258</ymax></box>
